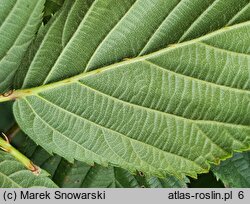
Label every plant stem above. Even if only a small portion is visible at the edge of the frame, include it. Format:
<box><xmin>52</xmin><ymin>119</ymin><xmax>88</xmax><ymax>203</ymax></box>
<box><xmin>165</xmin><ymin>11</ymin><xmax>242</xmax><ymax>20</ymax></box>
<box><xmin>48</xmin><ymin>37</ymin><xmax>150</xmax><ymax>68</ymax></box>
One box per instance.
<box><xmin>0</xmin><ymin>94</ymin><xmax>14</xmax><ymax>102</ymax></box>
<box><xmin>0</xmin><ymin>133</ymin><xmax>40</xmax><ymax>175</ymax></box>
<box><xmin>0</xmin><ymin>89</ymin><xmax>30</xmax><ymax>103</ymax></box>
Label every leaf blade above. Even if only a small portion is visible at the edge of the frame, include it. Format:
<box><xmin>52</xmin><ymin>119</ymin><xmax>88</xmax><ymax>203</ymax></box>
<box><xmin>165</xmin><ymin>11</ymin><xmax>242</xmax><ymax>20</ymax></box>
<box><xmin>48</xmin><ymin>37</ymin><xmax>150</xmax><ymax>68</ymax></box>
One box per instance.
<box><xmin>11</xmin><ymin>0</ymin><xmax>250</xmax><ymax>179</ymax></box>
<box><xmin>11</xmin><ymin>131</ymin><xmax>187</xmax><ymax>188</ymax></box>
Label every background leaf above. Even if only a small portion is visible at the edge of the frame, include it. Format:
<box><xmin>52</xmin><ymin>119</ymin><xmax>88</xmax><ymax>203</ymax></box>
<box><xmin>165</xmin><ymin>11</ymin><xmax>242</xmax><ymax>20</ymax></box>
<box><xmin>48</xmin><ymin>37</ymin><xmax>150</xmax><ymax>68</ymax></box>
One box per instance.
<box><xmin>212</xmin><ymin>151</ymin><xmax>250</xmax><ymax>187</ymax></box>
<box><xmin>53</xmin><ymin>160</ymin><xmax>188</xmax><ymax>188</ymax></box>
<box><xmin>188</xmin><ymin>172</ymin><xmax>224</xmax><ymax>188</ymax></box>
<box><xmin>43</xmin><ymin>0</ymin><xmax>65</xmax><ymax>23</ymax></box>
<box><xmin>0</xmin><ymin>151</ymin><xmax>57</xmax><ymax>188</ymax></box>
<box><xmin>0</xmin><ymin>102</ymin><xmax>14</xmax><ymax>132</ymax></box>
<box><xmin>0</xmin><ymin>0</ymin><xmax>45</xmax><ymax>92</ymax></box>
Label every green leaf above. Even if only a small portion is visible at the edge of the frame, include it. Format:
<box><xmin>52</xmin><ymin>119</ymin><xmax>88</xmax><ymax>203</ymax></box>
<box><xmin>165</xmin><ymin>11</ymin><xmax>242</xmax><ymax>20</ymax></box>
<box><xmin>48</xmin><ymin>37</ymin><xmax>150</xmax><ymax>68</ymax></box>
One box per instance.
<box><xmin>0</xmin><ymin>0</ymin><xmax>45</xmax><ymax>92</ymax></box>
<box><xmin>43</xmin><ymin>0</ymin><xmax>65</xmax><ymax>23</ymax></box>
<box><xmin>0</xmin><ymin>151</ymin><xmax>57</xmax><ymax>188</ymax></box>
<box><xmin>11</xmin><ymin>130</ymin><xmax>62</xmax><ymax>176</ymax></box>
<box><xmin>212</xmin><ymin>151</ymin><xmax>250</xmax><ymax>187</ymax></box>
<box><xmin>52</xmin><ymin>160</ymin><xmax>187</xmax><ymax>188</ymax></box>
<box><xmin>6</xmin><ymin>0</ymin><xmax>250</xmax><ymax>178</ymax></box>
<box><xmin>12</xmin><ymin>131</ymin><xmax>187</xmax><ymax>188</ymax></box>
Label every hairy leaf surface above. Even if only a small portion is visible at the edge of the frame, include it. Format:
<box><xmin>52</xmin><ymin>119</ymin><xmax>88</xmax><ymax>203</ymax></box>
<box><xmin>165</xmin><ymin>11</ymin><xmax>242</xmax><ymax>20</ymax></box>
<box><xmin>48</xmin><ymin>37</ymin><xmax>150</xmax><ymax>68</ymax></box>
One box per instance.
<box><xmin>9</xmin><ymin>0</ymin><xmax>250</xmax><ymax>178</ymax></box>
<box><xmin>0</xmin><ymin>0</ymin><xmax>45</xmax><ymax>92</ymax></box>
<box><xmin>12</xmin><ymin>131</ymin><xmax>187</xmax><ymax>188</ymax></box>
<box><xmin>0</xmin><ymin>151</ymin><xmax>57</xmax><ymax>188</ymax></box>
<box><xmin>212</xmin><ymin>151</ymin><xmax>250</xmax><ymax>187</ymax></box>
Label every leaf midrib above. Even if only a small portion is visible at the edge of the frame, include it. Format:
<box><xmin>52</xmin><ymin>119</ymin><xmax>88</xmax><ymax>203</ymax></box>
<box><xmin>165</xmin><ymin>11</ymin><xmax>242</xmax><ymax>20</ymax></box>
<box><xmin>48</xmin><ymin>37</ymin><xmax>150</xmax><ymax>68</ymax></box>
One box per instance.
<box><xmin>10</xmin><ymin>20</ymin><xmax>250</xmax><ymax>100</ymax></box>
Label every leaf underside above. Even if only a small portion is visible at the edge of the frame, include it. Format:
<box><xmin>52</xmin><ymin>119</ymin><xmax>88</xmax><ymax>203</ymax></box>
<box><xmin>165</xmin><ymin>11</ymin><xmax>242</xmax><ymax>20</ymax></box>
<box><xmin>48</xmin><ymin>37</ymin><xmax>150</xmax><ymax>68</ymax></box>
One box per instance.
<box><xmin>0</xmin><ymin>0</ymin><xmax>45</xmax><ymax>92</ymax></box>
<box><xmin>10</xmin><ymin>0</ymin><xmax>250</xmax><ymax>179</ymax></box>
<box><xmin>12</xmin><ymin>131</ymin><xmax>187</xmax><ymax>188</ymax></box>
